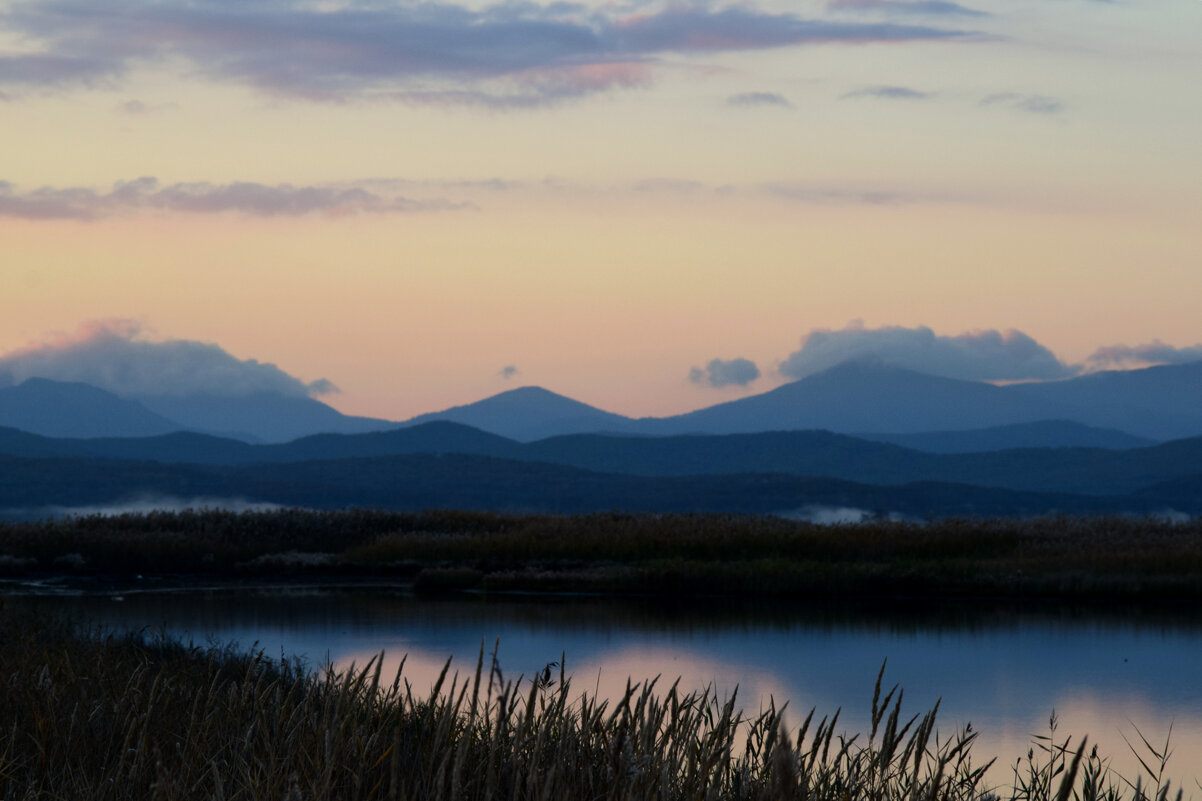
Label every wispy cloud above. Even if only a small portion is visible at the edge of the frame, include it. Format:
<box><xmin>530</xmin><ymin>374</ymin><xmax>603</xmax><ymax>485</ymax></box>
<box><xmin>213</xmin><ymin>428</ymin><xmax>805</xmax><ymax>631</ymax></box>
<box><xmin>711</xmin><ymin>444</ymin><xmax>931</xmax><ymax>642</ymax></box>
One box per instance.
<box><xmin>828</xmin><ymin>0</ymin><xmax>989</xmax><ymax>18</ymax></box>
<box><xmin>840</xmin><ymin>85</ymin><xmax>933</xmax><ymax>100</ymax></box>
<box><xmin>760</xmin><ymin>181</ymin><xmax>953</xmax><ymax>205</ymax></box>
<box><xmin>1086</xmin><ymin>341</ymin><xmax>1202</xmax><ymax>369</ymax></box>
<box><xmin>689</xmin><ymin>357</ymin><xmax>761</xmax><ymax>388</ymax></box>
<box><xmin>0</xmin><ymin>177</ymin><xmax>471</xmax><ymax>220</ymax></box>
<box><xmin>0</xmin><ymin>319</ymin><xmax>336</xmax><ymax>398</ymax></box>
<box><xmin>0</xmin><ymin>52</ymin><xmax>121</xmax><ymax>90</ymax></box>
<box><xmin>726</xmin><ymin>91</ymin><xmax>791</xmax><ymax>108</ymax></box>
<box><xmin>631</xmin><ymin>178</ymin><xmax>707</xmax><ymax>194</ymax></box>
<box><xmin>499</xmin><ymin>365</ymin><xmax>521</xmax><ymax>381</ymax></box>
<box><xmin>981</xmin><ymin>92</ymin><xmax>1064</xmax><ymax>115</ymax></box>
<box><xmin>115</xmin><ymin>98</ymin><xmax>175</xmax><ymax>115</ymax></box>
<box><xmin>779</xmin><ymin>321</ymin><xmax>1079</xmax><ymax>381</ymax></box>
<box><xmin>0</xmin><ymin>0</ymin><xmax>981</xmax><ymax>106</ymax></box>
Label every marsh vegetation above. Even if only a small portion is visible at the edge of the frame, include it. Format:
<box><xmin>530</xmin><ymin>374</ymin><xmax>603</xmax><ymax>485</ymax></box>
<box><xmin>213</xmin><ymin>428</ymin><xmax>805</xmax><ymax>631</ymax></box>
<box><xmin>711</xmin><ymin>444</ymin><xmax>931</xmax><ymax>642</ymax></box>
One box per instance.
<box><xmin>3</xmin><ymin>509</ymin><xmax>1202</xmax><ymax>600</ymax></box>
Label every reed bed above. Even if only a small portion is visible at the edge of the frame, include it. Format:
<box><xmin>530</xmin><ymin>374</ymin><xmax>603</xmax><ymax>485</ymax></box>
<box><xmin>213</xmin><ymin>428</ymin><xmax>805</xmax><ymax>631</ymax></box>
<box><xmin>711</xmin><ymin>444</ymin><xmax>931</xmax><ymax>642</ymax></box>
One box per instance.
<box><xmin>0</xmin><ymin>609</ymin><xmax>1186</xmax><ymax>801</ymax></box>
<box><xmin>3</xmin><ymin>509</ymin><xmax>1202</xmax><ymax>600</ymax></box>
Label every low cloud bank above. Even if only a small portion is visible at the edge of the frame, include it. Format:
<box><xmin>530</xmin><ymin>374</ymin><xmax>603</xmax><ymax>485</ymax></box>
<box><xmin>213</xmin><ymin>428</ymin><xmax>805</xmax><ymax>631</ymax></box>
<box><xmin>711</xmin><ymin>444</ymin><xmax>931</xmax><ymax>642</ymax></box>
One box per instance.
<box><xmin>0</xmin><ymin>319</ymin><xmax>336</xmax><ymax>398</ymax></box>
<box><xmin>1086</xmin><ymin>341</ymin><xmax>1202</xmax><ymax>370</ymax></box>
<box><xmin>774</xmin><ymin>322</ymin><xmax>1202</xmax><ymax>385</ymax></box>
<box><xmin>779</xmin><ymin>321</ymin><xmax>1076</xmax><ymax>382</ymax></box>
<box><xmin>690</xmin><ymin>358</ymin><xmax>761</xmax><ymax>388</ymax></box>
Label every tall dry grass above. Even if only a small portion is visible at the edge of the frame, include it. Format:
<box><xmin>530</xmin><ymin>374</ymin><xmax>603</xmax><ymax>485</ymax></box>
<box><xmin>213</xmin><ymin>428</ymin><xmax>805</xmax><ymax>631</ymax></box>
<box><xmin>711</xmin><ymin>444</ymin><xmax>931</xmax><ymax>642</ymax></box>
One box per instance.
<box><xmin>0</xmin><ymin>609</ymin><xmax>1187</xmax><ymax>801</ymax></box>
<box><xmin>4</xmin><ymin>509</ymin><xmax>1202</xmax><ymax>600</ymax></box>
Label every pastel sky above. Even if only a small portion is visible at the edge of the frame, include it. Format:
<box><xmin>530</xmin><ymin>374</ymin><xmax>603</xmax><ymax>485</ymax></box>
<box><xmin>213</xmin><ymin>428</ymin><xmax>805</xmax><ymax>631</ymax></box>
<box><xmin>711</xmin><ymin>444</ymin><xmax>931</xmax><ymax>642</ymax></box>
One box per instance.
<box><xmin>2</xmin><ymin>0</ymin><xmax>1200</xmax><ymax>420</ymax></box>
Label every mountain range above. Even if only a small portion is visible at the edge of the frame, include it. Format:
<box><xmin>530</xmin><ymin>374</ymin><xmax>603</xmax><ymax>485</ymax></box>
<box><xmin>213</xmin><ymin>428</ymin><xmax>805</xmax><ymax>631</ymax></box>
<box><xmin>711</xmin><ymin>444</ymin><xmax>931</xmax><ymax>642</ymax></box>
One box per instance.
<box><xmin>2</xmin><ymin>420</ymin><xmax>1199</xmax><ymax>496</ymax></box>
<box><xmin>1</xmin><ymin>358</ymin><xmax>1199</xmax><ymax>520</ymax></box>
<box><xmin>3</xmin><ymin>359</ymin><xmax>1202</xmax><ymax>444</ymax></box>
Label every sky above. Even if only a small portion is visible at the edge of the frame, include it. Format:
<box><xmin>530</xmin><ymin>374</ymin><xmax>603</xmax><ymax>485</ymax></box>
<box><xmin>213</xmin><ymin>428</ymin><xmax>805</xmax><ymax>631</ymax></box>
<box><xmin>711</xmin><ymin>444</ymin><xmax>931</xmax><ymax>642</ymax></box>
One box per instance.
<box><xmin>1</xmin><ymin>0</ymin><xmax>1200</xmax><ymax>420</ymax></box>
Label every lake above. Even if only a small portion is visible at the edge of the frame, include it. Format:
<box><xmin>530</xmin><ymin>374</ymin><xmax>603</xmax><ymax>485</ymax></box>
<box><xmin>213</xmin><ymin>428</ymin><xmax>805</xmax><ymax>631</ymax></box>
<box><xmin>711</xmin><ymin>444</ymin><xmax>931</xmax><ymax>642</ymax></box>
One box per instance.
<box><xmin>7</xmin><ymin>584</ymin><xmax>1201</xmax><ymax>792</ymax></box>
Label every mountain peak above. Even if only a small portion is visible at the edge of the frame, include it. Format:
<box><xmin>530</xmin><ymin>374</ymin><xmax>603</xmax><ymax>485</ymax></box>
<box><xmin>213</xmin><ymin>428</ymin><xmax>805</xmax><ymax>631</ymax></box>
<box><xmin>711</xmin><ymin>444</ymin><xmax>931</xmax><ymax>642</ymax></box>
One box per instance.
<box><xmin>401</xmin><ymin>386</ymin><xmax>634</xmax><ymax>441</ymax></box>
<box><xmin>0</xmin><ymin>378</ymin><xmax>183</xmax><ymax>439</ymax></box>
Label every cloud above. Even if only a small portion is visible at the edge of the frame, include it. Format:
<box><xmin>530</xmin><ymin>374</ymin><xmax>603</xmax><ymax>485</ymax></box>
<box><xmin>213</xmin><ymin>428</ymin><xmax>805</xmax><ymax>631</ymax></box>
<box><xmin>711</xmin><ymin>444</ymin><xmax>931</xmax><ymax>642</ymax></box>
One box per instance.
<box><xmin>0</xmin><ymin>52</ymin><xmax>122</xmax><ymax>91</ymax></box>
<box><xmin>116</xmin><ymin>98</ymin><xmax>175</xmax><ymax>115</ymax></box>
<box><xmin>761</xmin><ymin>182</ymin><xmax>934</xmax><ymax>205</ymax></box>
<box><xmin>778</xmin><ymin>321</ymin><xmax>1078</xmax><ymax>382</ymax></box>
<box><xmin>0</xmin><ymin>176</ymin><xmax>470</xmax><ymax>220</ymax></box>
<box><xmin>828</xmin><ymin>0</ymin><xmax>989</xmax><ymax>17</ymax></box>
<box><xmin>981</xmin><ymin>93</ymin><xmax>1063</xmax><ymax>115</ymax></box>
<box><xmin>630</xmin><ymin>178</ymin><xmax>706</xmax><ymax>194</ymax></box>
<box><xmin>499</xmin><ymin>365</ymin><xmax>520</xmax><ymax>380</ymax></box>
<box><xmin>840</xmin><ymin>85</ymin><xmax>932</xmax><ymax>100</ymax></box>
<box><xmin>726</xmin><ymin>91</ymin><xmax>791</xmax><ymax>108</ymax></box>
<box><xmin>615</xmin><ymin>7</ymin><xmax>972</xmax><ymax>52</ymax></box>
<box><xmin>0</xmin><ymin>319</ymin><xmax>337</xmax><ymax>398</ymax></box>
<box><xmin>0</xmin><ymin>0</ymin><xmax>980</xmax><ymax>106</ymax></box>
<box><xmin>384</xmin><ymin>63</ymin><xmax>653</xmax><ymax>109</ymax></box>
<box><xmin>689</xmin><ymin>357</ymin><xmax>761</xmax><ymax>388</ymax></box>
<box><xmin>1085</xmin><ymin>341</ymin><xmax>1202</xmax><ymax>370</ymax></box>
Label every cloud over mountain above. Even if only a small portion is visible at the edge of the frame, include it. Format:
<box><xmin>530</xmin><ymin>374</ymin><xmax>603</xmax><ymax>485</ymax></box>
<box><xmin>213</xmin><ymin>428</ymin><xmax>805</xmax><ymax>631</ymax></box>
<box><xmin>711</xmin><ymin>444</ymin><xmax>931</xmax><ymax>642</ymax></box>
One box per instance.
<box><xmin>0</xmin><ymin>320</ymin><xmax>335</xmax><ymax>398</ymax></box>
<box><xmin>778</xmin><ymin>321</ymin><xmax>1078</xmax><ymax>381</ymax></box>
<box><xmin>1087</xmin><ymin>340</ymin><xmax>1202</xmax><ymax>369</ymax></box>
<box><xmin>690</xmin><ymin>358</ymin><xmax>761</xmax><ymax>388</ymax></box>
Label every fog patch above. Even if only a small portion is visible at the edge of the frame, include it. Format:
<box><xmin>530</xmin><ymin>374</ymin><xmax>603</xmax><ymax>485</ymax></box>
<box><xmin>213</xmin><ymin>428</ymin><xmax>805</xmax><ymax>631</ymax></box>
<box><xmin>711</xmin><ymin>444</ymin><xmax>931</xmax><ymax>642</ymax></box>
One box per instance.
<box><xmin>775</xmin><ymin>506</ymin><xmax>920</xmax><ymax>524</ymax></box>
<box><xmin>5</xmin><ymin>495</ymin><xmax>284</xmax><ymax>521</ymax></box>
<box><xmin>1145</xmin><ymin>509</ymin><xmax>1194</xmax><ymax>525</ymax></box>
<box><xmin>776</xmin><ymin>506</ymin><xmax>874</xmax><ymax>524</ymax></box>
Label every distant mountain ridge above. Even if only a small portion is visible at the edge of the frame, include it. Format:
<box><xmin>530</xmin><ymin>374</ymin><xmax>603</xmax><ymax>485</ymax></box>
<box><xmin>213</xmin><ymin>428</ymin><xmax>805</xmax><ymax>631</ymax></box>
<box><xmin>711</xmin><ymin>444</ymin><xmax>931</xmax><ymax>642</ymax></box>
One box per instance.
<box><xmin>857</xmin><ymin>420</ymin><xmax>1155</xmax><ymax>454</ymax></box>
<box><xmin>133</xmin><ymin>393</ymin><xmax>394</xmax><ymax>443</ymax></box>
<box><xmin>638</xmin><ymin>361</ymin><xmax>1076</xmax><ymax>436</ymax></box>
<box><xmin>398</xmin><ymin>361</ymin><xmax>1202</xmax><ymax>442</ymax></box>
<box><xmin>3</xmin><ymin>420</ymin><xmax>1201</xmax><ymax>498</ymax></box>
<box><xmin>0</xmin><ymin>379</ymin><xmax>182</xmax><ymax>439</ymax></box>
<box><xmin>4</xmin><ymin>358</ymin><xmax>1201</xmax><ymax>447</ymax></box>
<box><xmin>1006</xmin><ymin>362</ymin><xmax>1202</xmax><ymax>440</ymax></box>
<box><xmin>0</xmin><ymin>451</ymin><xmax>1187</xmax><ymax>522</ymax></box>
<box><xmin>399</xmin><ymin>386</ymin><xmax>638</xmax><ymax>442</ymax></box>
<box><xmin>0</xmin><ymin>378</ymin><xmax>394</xmax><ymax>443</ymax></box>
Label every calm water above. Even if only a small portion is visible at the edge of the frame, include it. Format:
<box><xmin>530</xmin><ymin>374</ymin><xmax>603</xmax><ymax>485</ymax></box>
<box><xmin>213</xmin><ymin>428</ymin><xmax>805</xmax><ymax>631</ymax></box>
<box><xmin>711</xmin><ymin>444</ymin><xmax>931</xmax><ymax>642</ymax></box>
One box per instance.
<box><xmin>8</xmin><ymin>585</ymin><xmax>1202</xmax><ymax>790</ymax></box>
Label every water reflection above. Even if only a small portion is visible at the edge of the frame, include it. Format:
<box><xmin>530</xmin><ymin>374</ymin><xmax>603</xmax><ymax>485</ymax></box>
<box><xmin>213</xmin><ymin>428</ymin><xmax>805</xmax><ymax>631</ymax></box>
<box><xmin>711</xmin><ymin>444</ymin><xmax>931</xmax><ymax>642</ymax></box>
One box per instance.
<box><xmin>8</xmin><ymin>588</ymin><xmax>1201</xmax><ymax>790</ymax></box>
